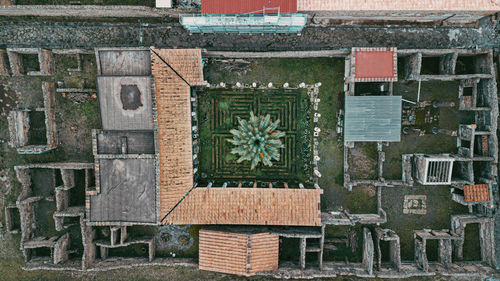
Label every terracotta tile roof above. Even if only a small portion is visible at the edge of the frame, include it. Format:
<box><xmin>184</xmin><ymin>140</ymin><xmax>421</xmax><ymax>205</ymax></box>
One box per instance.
<box><xmin>199</xmin><ymin>229</ymin><xmax>279</xmax><ymax>276</ymax></box>
<box><xmin>152</xmin><ymin>48</ymin><xmax>322</xmax><ymax>227</ymax></box>
<box><xmin>151</xmin><ymin>49</ymin><xmax>205</xmax><ymax>220</ymax></box>
<box><xmin>297</xmin><ymin>0</ymin><xmax>500</xmax><ymax>11</ymax></box>
<box><xmin>165</xmin><ymin>188</ymin><xmax>323</xmax><ymax>226</ymax></box>
<box><xmin>464</xmin><ymin>184</ymin><xmax>490</xmax><ymax>202</ymax></box>
<box><xmin>151</xmin><ymin>48</ymin><xmax>206</xmax><ymax>86</ymax></box>
<box><xmin>352</xmin><ymin>47</ymin><xmax>397</xmax><ymax>82</ymax></box>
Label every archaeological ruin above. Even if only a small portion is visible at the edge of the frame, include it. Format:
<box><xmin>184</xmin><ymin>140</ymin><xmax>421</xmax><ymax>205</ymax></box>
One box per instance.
<box><xmin>0</xmin><ymin>1</ymin><xmax>499</xmax><ymax>280</ymax></box>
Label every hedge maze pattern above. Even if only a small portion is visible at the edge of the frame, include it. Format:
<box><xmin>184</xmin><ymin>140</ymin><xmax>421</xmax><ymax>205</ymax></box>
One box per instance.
<box><xmin>198</xmin><ymin>88</ymin><xmax>311</xmax><ymax>184</ymax></box>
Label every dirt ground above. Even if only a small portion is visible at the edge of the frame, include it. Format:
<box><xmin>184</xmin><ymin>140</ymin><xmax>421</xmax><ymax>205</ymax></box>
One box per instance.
<box><xmin>381</xmin><ymin>185</ymin><xmax>469</xmax><ymax>261</ymax></box>
<box><xmin>347</xmin><ymin>143</ymin><xmax>378</xmax><ymax>180</ymax></box>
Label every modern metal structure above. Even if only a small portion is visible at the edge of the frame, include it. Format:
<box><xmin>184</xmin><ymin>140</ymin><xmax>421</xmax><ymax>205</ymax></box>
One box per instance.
<box><xmin>344</xmin><ymin>95</ymin><xmax>402</xmax><ymax>142</ymax></box>
<box><xmin>180</xmin><ymin>13</ymin><xmax>307</xmax><ymax>33</ymax></box>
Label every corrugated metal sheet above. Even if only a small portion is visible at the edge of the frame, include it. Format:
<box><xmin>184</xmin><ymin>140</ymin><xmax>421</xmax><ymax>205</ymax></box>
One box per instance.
<box><xmin>202</xmin><ymin>0</ymin><xmax>297</xmax><ymax>14</ymax></box>
<box><xmin>180</xmin><ymin>14</ymin><xmax>307</xmax><ymax>33</ymax></box>
<box><xmin>345</xmin><ymin>96</ymin><xmax>402</xmax><ymax>142</ymax></box>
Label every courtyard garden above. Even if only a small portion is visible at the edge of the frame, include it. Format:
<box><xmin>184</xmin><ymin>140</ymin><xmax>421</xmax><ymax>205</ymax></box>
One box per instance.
<box><xmin>197</xmin><ymin>87</ymin><xmax>312</xmax><ymax>187</ymax></box>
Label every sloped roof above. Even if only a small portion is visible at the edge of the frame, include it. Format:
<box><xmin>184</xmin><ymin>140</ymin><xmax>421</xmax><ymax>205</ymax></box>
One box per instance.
<box><xmin>464</xmin><ymin>184</ymin><xmax>490</xmax><ymax>202</ymax></box>
<box><xmin>152</xmin><ymin>49</ymin><xmax>322</xmax><ymax>227</ymax></box>
<box><xmin>345</xmin><ymin>96</ymin><xmax>402</xmax><ymax>142</ymax></box>
<box><xmin>297</xmin><ymin>0</ymin><xmax>500</xmax><ymax>11</ymax></box>
<box><xmin>151</xmin><ymin>48</ymin><xmax>205</xmax><ymax>86</ymax></box>
<box><xmin>199</xmin><ymin>228</ymin><xmax>279</xmax><ymax>276</ymax></box>
<box><xmin>165</xmin><ymin>188</ymin><xmax>323</xmax><ymax>226</ymax></box>
<box><xmin>202</xmin><ymin>0</ymin><xmax>297</xmax><ymax>14</ymax></box>
<box><xmin>151</xmin><ymin>49</ymin><xmax>205</xmax><ymax>221</ymax></box>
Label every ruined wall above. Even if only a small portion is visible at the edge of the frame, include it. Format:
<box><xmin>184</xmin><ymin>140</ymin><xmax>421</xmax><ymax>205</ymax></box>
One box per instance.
<box><xmin>0</xmin><ymin>49</ymin><xmax>9</xmax><ymax>76</ymax></box>
<box><xmin>362</xmin><ymin>228</ymin><xmax>374</xmax><ymax>276</ymax></box>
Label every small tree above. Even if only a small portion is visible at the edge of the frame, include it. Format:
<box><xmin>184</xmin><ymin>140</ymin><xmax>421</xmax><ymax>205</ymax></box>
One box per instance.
<box><xmin>227</xmin><ymin>112</ymin><xmax>285</xmax><ymax>169</ymax></box>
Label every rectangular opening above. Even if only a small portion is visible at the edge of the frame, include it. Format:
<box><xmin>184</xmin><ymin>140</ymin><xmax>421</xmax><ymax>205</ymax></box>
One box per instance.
<box><xmin>323</xmin><ymin>225</ymin><xmax>363</xmax><ymax>263</ymax></box>
<box><xmin>108</xmin><ymin>244</ymin><xmax>149</xmax><ymax>258</ymax></box>
<box><xmin>21</xmin><ymin>54</ymin><xmax>40</xmax><ymax>74</ymax></box>
<box><xmin>68</xmin><ymin>224</ymin><xmax>83</xmax><ymax>259</ymax></box>
<box><xmin>63</xmin><ymin>216</ymin><xmax>80</xmax><ymax>227</ymax></box>
<box><xmin>473</xmin><ymin>161</ymin><xmax>490</xmax><ymax>182</ymax></box>
<box><xmin>425</xmin><ymin>239</ymin><xmax>438</xmax><ymax>262</ymax></box>
<box><xmin>95</xmin><ymin>226</ymin><xmax>110</xmax><ymax>241</ymax></box>
<box><xmin>460</xmin><ymin>224</ymin><xmax>482</xmax><ymax>261</ymax></box>
<box><xmin>379</xmin><ymin>240</ymin><xmax>391</xmax><ymax>263</ymax></box>
<box><xmin>462</xmin><ymin>87</ymin><xmax>473</xmax><ymax>96</ymax></box>
<box><xmin>55</xmin><ymin>169</ymin><xmax>64</xmax><ymax>187</ymax></box>
<box><xmin>27</xmin><ymin>111</ymin><xmax>47</xmax><ymax>145</ymax></box>
<box><xmin>7</xmin><ymin>207</ymin><xmax>21</xmax><ymax>231</ymax></box>
<box><xmin>70</xmin><ymin>170</ymin><xmax>86</xmax><ymax>206</ymax></box>
<box><xmin>420</xmin><ymin>56</ymin><xmax>441</xmax><ymax>75</ymax></box>
<box><xmin>475</xmin><ymin>111</ymin><xmax>491</xmax><ymax>131</ymax></box>
<box><xmin>86</xmin><ymin>169</ymin><xmax>96</xmax><ymax>191</ymax></box>
<box><xmin>455</xmin><ymin>54</ymin><xmax>491</xmax><ymax>75</ymax></box>
<box><xmin>279</xmin><ymin>237</ymin><xmax>300</xmax><ymax>263</ymax></box>
<box><xmin>1</xmin><ymin>51</ymin><xmax>11</xmax><ymax>76</ymax></box>
<box><xmin>474</xmin><ymin>135</ymin><xmax>489</xmax><ymax>156</ymax></box>
<box><xmin>33</xmin><ymin>247</ymin><xmax>51</xmax><ymax>257</ymax></box>
<box><xmin>397</xmin><ymin>56</ymin><xmax>409</xmax><ymax>80</ymax></box>
<box><xmin>460</xmin><ymin>140</ymin><xmax>471</xmax><ymax>149</ymax></box>
<box><xmin>354</xmin><ymin>82</ymin><xmax>390</xmax><ymax>96</ymax></box>
<box><xmin>451</xmin><ymin>161</ymin><xmax>471</xmax><ymax>183</ymax></box>
<box><xmin>452</xmin><ymin>188</ymin><xmax>464</xmax><ymax>196</ymax></box>
<box><xmin>476</xmin><ymin>79</ymin><xmax>490</xmax><ymax>107</ymax></box>
<box><xmin>305</xmin><ymin>251</ymin><xmax>318</xmax><ymax>265</ymax></box>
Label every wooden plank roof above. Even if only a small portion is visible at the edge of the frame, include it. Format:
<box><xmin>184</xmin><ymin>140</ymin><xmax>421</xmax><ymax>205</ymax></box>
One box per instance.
<box><xmin>164</xmin><ymin>188</ymin><xmax>323</xmax><ymax>226</ymax></box>
<box><xmin>297</xmin><ymin>0</ymin><xmax>500</xmax><ymax>11</ymax></box>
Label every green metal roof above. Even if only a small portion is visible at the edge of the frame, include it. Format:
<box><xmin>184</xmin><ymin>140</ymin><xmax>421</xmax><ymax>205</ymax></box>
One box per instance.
<box><xmin>345</xmin><ymin>96</ymin><xmax>402</xmax><ymax>142</ymax></box>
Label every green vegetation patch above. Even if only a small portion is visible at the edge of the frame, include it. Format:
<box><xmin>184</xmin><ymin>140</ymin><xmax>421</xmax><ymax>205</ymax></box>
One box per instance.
<box><xmin>197</xmin><ymin>87</ymin><xmax>312</xmax><ymax>186</ymax></box>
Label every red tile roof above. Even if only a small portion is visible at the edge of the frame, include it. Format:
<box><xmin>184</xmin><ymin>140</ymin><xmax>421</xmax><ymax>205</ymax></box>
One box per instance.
<box><xmin>202</xmin><ymin>0</ymin><xmax>297</xmax><ymax>14</ymax></box>
<box><xmin>298</xmin><ymin>0</ymin><xmax>500</xmax><ymax>11</ymax></box>
<box><xmin>464</xmin><ymin>184</ymin><xmax>490</xmax><ymax>202</ymax></box>
<box><xmin>353</xmin><ymin>49</ymin><xmax>396</xmax><ymax>80</ymax></box>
